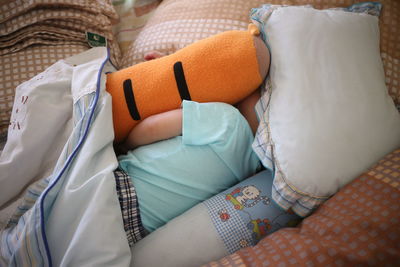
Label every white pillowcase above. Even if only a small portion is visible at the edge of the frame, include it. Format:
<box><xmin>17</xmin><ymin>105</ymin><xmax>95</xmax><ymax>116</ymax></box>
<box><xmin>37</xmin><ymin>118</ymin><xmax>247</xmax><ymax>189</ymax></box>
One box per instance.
<box><xmin>254</xmin><ymin>6</ymin><xmax>400</xmax><ymax>216</ymax></box>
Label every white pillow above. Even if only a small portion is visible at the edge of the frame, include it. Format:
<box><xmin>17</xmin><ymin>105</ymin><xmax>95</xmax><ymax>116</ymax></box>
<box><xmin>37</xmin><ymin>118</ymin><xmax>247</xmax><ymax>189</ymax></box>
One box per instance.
<box><xmin>253</xmin><ymin>6</ymin><xmax>400</xmax><ymax>217</ymax></box>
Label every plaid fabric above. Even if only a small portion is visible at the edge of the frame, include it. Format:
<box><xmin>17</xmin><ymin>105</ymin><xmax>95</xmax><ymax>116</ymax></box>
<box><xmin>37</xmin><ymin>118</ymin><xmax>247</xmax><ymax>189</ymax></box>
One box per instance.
<box><xmin>114</xmin><ymin>169</ymin><xmax>148</xmax><ymax>247</ymax></box>
<box><xmin>204</xmin><ymin>171</ymin><xmax>301</xmax><ymax>255</ymax></box>
<box><xmin>204</xmin><ymin>195</ymin><xmax>253</xmax><ymax>254</ymax></box>
<box><xmin>111</xmin><ymin>0</ymin><xmax>162</xmax><ymax>56</ymax></box>
<box><xmin>252</xmin><ymin>78</ymin><xmax>273</xmax><ymax>171</ymax></box>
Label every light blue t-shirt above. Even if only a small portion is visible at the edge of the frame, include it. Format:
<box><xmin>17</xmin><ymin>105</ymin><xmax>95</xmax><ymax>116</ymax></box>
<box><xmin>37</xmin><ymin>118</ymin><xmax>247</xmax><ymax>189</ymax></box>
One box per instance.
<box><xmin>119</xmin><ymin>101</ymin><xmax>260</xmax><ymax>232</ymax></box>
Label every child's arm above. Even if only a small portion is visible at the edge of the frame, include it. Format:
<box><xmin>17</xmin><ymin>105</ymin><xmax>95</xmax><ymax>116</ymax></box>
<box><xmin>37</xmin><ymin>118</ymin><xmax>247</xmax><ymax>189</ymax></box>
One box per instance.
<box><xmin>121</xmin><ymin>109</ymin><xmax>183</xmax><ymax>151</ymax></box>
<box><xmin>235</xmin><ymin>89</ymin><xmax>261</xmax><ymax>135</ymax></box>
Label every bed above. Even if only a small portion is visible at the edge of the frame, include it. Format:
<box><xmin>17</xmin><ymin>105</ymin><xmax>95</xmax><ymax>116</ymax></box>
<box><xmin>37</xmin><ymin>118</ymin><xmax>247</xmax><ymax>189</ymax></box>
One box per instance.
<box><xmin>0</xmin><ymin>0</ymin><xmax>399</xmax><ymax>266</ymax></box>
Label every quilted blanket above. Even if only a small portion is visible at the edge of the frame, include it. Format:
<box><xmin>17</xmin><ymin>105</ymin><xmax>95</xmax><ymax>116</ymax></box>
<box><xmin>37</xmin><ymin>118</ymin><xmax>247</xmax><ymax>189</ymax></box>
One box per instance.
<box><xmin>205</xmin><ymin>149</ymin><xmax>400</xmax><ymax>266</ymax></box>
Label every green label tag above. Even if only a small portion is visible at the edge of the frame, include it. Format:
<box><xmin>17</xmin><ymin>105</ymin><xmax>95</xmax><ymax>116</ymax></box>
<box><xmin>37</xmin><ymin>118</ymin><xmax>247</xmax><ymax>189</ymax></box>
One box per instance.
<box><xmin>86</xmin><ymin>32</ymin><xmax>107</xmax><ymax>47</ymax></box>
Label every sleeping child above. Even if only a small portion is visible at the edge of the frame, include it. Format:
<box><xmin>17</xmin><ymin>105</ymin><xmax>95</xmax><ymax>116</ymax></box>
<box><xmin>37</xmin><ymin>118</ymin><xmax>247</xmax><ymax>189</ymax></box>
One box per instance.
<box><xmin>118</xmin><ymin>91</ymin><xmax>262</xmax><ymax>232</ymax></box>
<box><xmin>106</xmin><ymin>26</ymin><xmax>300</xmax><ymax>265</ymax></box>
<box><xmin>107</xmin><ymin>24</ymin><xmax>269</xmax><ymax>232</ymax></box>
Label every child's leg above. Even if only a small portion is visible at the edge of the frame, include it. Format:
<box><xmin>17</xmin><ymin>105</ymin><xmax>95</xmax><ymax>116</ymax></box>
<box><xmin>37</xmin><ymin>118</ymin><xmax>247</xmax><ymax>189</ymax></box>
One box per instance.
<box><xmin>130</xmin><ymin>170</ymin><xmax>301</xmax><ymax>267</ymax></box>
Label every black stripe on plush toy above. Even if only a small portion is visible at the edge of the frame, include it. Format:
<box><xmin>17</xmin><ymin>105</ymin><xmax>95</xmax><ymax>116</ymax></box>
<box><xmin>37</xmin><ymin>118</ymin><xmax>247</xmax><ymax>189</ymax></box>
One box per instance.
<box><xmin>173</xmin><ymin>61</ymin><xmax>191</xmax><ymax>101</ymax></box>
<box><xmin>123</xmin><ymin>79</ymin><xmax>141</xmax><ymax>120</ymax></box>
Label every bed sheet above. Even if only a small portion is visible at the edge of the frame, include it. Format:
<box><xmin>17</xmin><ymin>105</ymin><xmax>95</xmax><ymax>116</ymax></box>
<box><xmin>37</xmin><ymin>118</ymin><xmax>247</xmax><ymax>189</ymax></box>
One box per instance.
<box><xmin>0</xmin><ymin>47</ymin><xmax>131</xmax><ymax>266</ymax></box>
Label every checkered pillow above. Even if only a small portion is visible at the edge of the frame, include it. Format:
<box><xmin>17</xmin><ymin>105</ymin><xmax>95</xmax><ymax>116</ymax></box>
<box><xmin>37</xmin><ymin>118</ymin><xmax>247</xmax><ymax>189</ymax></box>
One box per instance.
<box><xmin>122</xmin><ymin>0</ymin><xmax>399</xmax><ymax>106</ymax></box>
<box><xmin>0</xmin><ymin>0</ymin><xmax>120</xmax><ymax>146</ymax></box>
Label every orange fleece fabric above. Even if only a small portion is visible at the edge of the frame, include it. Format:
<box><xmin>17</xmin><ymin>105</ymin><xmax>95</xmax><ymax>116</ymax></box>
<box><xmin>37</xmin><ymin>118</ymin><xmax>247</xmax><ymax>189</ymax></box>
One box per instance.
<box><xmin>106</xmin><ymin>29</ymin><xmax>264</xmax><ymax>143</ymax></box>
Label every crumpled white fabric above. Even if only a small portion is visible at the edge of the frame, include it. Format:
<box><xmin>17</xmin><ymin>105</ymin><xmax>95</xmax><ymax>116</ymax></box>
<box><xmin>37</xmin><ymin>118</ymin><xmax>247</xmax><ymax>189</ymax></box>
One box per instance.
<box><xmin>0</xmin><ymin>47</ymin><xmax>131</xmax><ymax>266</ymax></box>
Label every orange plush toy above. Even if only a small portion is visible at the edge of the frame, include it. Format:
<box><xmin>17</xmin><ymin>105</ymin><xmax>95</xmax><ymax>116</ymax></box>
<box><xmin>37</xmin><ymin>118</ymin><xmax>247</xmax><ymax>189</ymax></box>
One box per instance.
<box><xmin>106</xmin><ymin>24</ymin><xmax>269</xmax><ymax>143</ymax></box>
